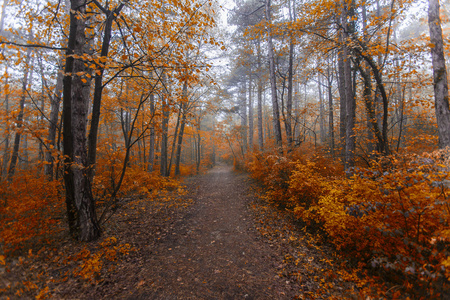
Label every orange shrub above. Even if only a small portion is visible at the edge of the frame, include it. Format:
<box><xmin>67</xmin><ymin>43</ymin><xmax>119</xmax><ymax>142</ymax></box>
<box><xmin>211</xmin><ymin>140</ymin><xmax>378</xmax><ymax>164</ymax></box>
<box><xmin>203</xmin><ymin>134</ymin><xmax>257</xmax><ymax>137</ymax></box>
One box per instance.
<box><xmin>249</xmin><ymin>149</ymin><xmax>450</xmax><ymax>297</ymax></box>
<box><xmin>93</xmin><ymin>148</ymin><xmax>182</xmax><ymax>206</ymax></box>
<box><xmin>247</xmin><ymin>152</ymin><xmax>297</xmax><ymax>207</ymax></box>
<box><xmin>0</xmin><ymin>171</ymin><xmax>64</xmax><ymax>254</ymax></box>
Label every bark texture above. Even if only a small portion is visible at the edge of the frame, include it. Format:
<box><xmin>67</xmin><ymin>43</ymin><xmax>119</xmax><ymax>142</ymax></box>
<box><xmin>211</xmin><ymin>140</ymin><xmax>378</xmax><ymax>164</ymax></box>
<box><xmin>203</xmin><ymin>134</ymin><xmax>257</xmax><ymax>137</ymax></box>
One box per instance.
<box><xmin>265</xmin><ymin>0</ymin><xmax>283</xmax><ymax>151</ymax></box>
<box><xmin>62</xmin><ymin>0</ymin><xmax>101</xmax><ymax>242</ymax></box>
<box><xmin>428</xmin><ymin>0</ymin><xmax>450</xmax><ymax>148</ymax></box>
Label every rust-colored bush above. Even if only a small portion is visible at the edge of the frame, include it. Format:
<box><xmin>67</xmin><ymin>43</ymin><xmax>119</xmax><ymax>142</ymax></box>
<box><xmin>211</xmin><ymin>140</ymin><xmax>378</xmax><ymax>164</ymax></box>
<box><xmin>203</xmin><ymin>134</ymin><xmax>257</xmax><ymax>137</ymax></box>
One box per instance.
<box><xmin>248</xmin><ymin>149</ymin><xmax>450</xmax><ymax>297</ymax></box>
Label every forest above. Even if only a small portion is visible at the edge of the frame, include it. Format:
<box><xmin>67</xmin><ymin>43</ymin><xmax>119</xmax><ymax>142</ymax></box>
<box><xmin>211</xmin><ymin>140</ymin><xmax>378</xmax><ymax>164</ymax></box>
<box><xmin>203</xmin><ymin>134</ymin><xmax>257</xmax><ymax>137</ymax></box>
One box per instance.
<box><xmin>0</xmin><ymin>0</ymin><xmax>450</xmax><ymax>298</ymax></box>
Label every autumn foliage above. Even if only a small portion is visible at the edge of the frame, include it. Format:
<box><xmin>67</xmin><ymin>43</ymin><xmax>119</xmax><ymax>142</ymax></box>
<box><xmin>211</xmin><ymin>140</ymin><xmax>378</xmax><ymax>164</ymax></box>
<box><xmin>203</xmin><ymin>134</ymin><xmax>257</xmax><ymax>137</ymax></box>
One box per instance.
<box><xmin>247</xmin><ymin>147</ymin><xmax>450</xmax><ymax>297</ymax></box>
<box><xmin>0</xmin><ymin>172</ymin><xmax>65</xmax><ymax>254</ymax></box>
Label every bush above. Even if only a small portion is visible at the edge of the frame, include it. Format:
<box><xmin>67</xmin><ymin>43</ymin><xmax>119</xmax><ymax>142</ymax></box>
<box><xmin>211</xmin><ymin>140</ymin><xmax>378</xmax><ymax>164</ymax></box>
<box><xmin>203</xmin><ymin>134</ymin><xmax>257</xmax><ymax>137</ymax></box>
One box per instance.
<box><xmin>248</xmin><ymin>149</ymin><xmax>450</xmax><ymax>297</ymax></box>
<box><xmin>0</xmin><ymin>171</ymin><xmax>64</xmax><ymax>254</ymax></box>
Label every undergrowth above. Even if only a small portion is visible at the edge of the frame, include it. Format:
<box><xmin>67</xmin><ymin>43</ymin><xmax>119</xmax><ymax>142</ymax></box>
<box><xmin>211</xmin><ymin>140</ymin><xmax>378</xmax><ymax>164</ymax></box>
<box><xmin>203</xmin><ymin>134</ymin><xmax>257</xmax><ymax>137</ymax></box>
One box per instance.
<box><xmin>0</xmin><ymin>162</ymin><xmax>186</xmax><ymax>298</ymax></box>
<box><xmin>247</xmin><ymin>147</ymin><xmax>450</xmax><ymax>298</ymax></box>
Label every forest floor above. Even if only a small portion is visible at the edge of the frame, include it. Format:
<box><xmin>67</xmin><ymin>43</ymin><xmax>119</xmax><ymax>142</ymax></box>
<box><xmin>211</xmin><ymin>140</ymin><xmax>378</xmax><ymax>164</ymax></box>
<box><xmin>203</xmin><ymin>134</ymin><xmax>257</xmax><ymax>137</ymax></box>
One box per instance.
<box><xmin>2</xmin><ymin>164</ymin><xmax>359</xmax><ymax>299</ymax></box>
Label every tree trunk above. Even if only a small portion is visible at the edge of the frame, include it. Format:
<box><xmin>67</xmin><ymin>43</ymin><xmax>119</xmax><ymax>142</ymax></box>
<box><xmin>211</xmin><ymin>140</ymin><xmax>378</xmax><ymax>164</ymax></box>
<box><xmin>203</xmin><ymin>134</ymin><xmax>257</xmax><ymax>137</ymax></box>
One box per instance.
<box><xmin>174</xmin><ymin>103</ymin><xmax>186</xmax><ymax>176</ymax></box>
<box><xmin>87</xmin><ymin>2</ymin><xmax>126</xmax><ymax>179</ymax></box>
<box><xmin>248</xmin><ymin>68</ymin><xmax>254</xmax><ymax>150</ymax></box>
<box><xmin>327</xmin><ymin>63</ymin><xmax>335</xmax><ymax>156</ymax></box>
<box><xmin>318</xmin><ymin>71</ymin><xmax>325</xmax><ymax>144</ymax></box>
<box><xmin>337</xmin><ymin>45</ymin><xmax>347</xmax><ymax>154</ymax></box>
<box><xmin>257</xmin><ymin>39</ymin><xmax>264</xmax><ymax>151</ymax></box>
<box><xmin>428</xmin><ymin>0</ymin><xmax>450</xmax><ymax>148</ymax></box>
<box><xmin>62</xmin><ymin>0</ymin><xmax>100</xmax><ymax>242</ymax></box>
<box><xmin>44</xmin><ymin>60</ymin><xmax>63</xmax><ymax>180</ymax></box>
<box><xmin>160</xmin><ymin>94</ymin><xmax>169</xmax><ymax>177</ymax></box>
<box><xmin>45</xmin><ymin>0</ymin><xmax>69</xmax><ymax>177</ymax></box>
<box><xmin>148</xmin><ymin>93</ymin><xmax>155</xmax><ymax>172</ymax></box>
<box><xmin>1</xmin><ymin>69</ymin><xmax>10</xmax><ymax>180</ymax></box>
<box><xmin>168</xmin><ymin>104</ymin><xmax>181</xmax><ymax>176</ymax></box>
<box><xmin>265</xmin><ymin>0</ymin><xmax>283</xmax><ymax>152</ymax></box>
<box><xmin>343</xmin><ymin>44</ymin><xmax>355</xmax><ymax>169</ymax></box>
<box><xmin>339</xmin><ymin>4</ymin><xmax>356</xmax><ymax>169</ymax></box>
<box><xmin>240</xmin><ymin>83</ymin><xmax>247</xmax><ymax>155</ymax></box>
<box><xmin>196</xmin><ymin>125</ymin><xmax>201</xmax><ymax>174</ymax></box>
<box><xmin>7</xmin><ymin>47</ymin><xmax>32</xmax><ymax>181</ymax></box>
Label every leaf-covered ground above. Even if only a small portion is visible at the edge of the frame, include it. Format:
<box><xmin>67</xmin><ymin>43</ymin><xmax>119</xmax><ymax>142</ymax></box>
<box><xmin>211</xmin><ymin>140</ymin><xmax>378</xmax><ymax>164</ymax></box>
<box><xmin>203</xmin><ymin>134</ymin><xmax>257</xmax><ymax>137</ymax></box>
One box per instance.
<box><xmin>1</xmin><ymin>165</ymin><xmax>360</xmax><ymax>299</ymax></box>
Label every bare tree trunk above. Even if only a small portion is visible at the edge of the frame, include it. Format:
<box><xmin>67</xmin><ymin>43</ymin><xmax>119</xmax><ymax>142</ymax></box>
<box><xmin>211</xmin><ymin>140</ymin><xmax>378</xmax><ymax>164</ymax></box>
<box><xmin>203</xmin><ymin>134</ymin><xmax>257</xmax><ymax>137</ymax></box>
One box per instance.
<box><xmin>148</xmin><ymin>93</ymin><xmax>155</xmax><ymax>172</ymax></box>
<box><xmin>168</xmin><ymin>105</ymin><xmax>181</xmax><ymax>176</ymax></box>
<box><xmin>337</xmin><ymin>46</ymin><xmax>346</xmax><ymax>154</ymax></box>
<box><xmin>240</xmin><ymin>83</ymin><xmax>247</xmax><ymax>155</ymax></box>
<box><xmin>174</xmin><ymin>103</ymin><xmax>186</xmax><ymax>176</ymax></box>
<box><xmin>160</xmin><ymin>94</ymin><xmax>169</xmax><ymax>177</ymax></box>
<box><xmin>248</xmin><ymin>68</ymin><xmax>254</xmax><ymax>150</ymax></box>
<box><xmin>62</xmin><ymin>0</ymin><xmax>100</xmax><ymax>241</ymax></box>
<box><xmin>7</xmin><ymin>47</ymin><xmax>32</xmax><ymax>181</ymax></box>
<box><xmin>257</xmin><ymin>40</ymin><xmax>264</xmax><ymax>151</ymax></box>
<box><xmin>327</xmin><ymin>63</ymin><xmax>335</xmax><ymax>156</ymax></box>
<box><xmin>196</xmin><ymin>124</ymin><xmax>201</xmax><ymax>174</ymax></box>
<box><xmin>344</xmin><ymin>44</ymin><xmax>355</xmax><ymax>169</ymax></box>
<box><xmin>286</xmin><ymin>0</ymin><xmax>294</xmax><ymax>149</ymax></box>
<box><xmin>265</xmin><ymin>0</ymin><xmax>283</xmax><ymax>152</ymax></box>
<box><xmin>361</xmin><ymin>2</ymin><xmax>374</xmax><ymax>155</ymax></box>
<box><xmin>318</xmin><ymin>71</ymin><xmax>325</xmax><ymax>144</ymax></box>
<box><xmin>1</xmin><ymin>69</ymin><xmax>10</xmax><ymax>180</ymax></box>
<box><xmin>428</xmin><ymin>0</ymin><xmax>450</xmax><ymax>148</ymax></box>
<box><xmin>87</xmin><ymin>1</ymin><xmax>127</xmax><ymax>179</ymax></box>
<box><xmin>340</xmin><ymin>3</ymin><xmax>356</xmax><ymax>169</ymax></box>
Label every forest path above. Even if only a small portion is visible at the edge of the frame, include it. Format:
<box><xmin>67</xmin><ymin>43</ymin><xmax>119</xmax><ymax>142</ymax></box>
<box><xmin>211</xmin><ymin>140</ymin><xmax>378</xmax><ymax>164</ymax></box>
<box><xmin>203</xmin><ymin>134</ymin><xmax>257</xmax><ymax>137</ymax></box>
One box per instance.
<box><xmin>127</xmin><ymin>164</ymin><xmax>299</xmax><ymax>299</ymax></box>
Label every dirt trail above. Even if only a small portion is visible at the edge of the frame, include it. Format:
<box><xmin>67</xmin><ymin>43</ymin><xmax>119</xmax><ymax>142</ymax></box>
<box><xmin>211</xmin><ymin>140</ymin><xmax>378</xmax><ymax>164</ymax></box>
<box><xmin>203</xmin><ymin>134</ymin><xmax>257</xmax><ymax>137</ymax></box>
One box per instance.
<box><xmin>127</xmin><ymin>165</ymin><xmax>299</xmax><ymax>299</ymax></box>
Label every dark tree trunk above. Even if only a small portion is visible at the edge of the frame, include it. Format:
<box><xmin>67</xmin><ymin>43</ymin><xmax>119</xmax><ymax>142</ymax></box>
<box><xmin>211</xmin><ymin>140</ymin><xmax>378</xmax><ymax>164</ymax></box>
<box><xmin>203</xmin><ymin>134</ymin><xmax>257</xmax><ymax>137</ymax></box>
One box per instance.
<box><xmin>87</xmin><ymin>2</ymin><xmax>126</xmax><ymax>179</ymax></box>
<box><xmin>285</xmin><ymin>39</ymin><xmax>294</xmax><ymax>149</ymax></box>
<box><xmin>160</xmin><ymin>94</ymin><xmax>169</xmax><ymax>177</ymax></box>
<box><xmin>62</xmin><ymin>0</ymin><xmax>100</xmax><ymax>242</ymax></box>
<box><xmin>174</xmin><ymin>103</ymin><xmax>186</xmax><ymax>176</ymax></box>
<box><xmin>168</xmin><ymin>105</ymin><xmax>181</xmax><ymax>176</ymax></box>
<box><xmin>337</xmin><ymin>46</ymin><xmax>347</xmax><ymax>154</ymax></box>
<box><xmin>343</xmin><ymin>44</ymin><xmax>355</xmax><ymax>169</ymax></box>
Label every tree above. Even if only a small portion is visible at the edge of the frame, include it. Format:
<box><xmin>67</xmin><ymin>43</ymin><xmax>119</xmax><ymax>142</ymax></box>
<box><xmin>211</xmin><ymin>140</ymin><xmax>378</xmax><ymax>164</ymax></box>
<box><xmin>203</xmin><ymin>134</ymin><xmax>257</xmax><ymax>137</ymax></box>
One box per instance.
<box><xmin>62</xmin><ymin>0</ymin><xmax>101</xmax><ymax>241</ymax></box>
<box><xmin>265</xmin><ymin>0</ymin><xmax>283</xmax><ymax>151</ymax></box>
<box><xmin>428</xmin><ymin>0</ymin><xmax>450</xmax><ymax>148</ymax></box>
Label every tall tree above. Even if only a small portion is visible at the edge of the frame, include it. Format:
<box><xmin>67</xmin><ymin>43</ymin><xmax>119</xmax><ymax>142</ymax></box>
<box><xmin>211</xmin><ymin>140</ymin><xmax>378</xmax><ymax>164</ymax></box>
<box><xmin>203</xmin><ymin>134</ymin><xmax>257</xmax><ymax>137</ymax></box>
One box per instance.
<box><xmin>7</xmin><ymin>46</ymin><xmax>32</xmax><ymax>181</ymax></box>
<box><xmin>257</xmin><ymin>39</ymin><xmax>264</xmax><ymax>151</ymax></box>
<box><xmin>428</xmin><ymin>0</ymin><xmax>450</xmax><ymax>148</ymax></box>
<box><xmin>265</xmin><ymin>0</ymin><xmax>283</xmax><ymax>151</ymax></box>
<box><xmin>62</xmin><ymin>0</ymin><xmax>101</xmax><ymax>241</ymax></box>
<box><xmin>87</xmin><ymin>0</ymin><xmax>128</xmax><ymax>179</ymax></box>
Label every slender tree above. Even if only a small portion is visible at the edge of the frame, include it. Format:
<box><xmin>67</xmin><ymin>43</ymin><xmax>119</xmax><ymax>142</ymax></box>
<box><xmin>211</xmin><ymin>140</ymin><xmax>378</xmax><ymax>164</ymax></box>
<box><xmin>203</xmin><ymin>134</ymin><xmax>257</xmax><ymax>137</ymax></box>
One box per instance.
<box><xmin>428</xmin><ymin>0</ymin><xmax>450</xmax><ymax>148</ymax></box>
<box><xmin>265</xmin><ymin>0</ymin><xmax>283</xmax><ymax>151</ymax></box>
